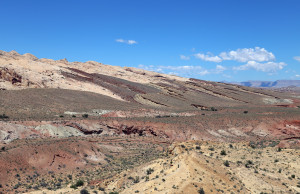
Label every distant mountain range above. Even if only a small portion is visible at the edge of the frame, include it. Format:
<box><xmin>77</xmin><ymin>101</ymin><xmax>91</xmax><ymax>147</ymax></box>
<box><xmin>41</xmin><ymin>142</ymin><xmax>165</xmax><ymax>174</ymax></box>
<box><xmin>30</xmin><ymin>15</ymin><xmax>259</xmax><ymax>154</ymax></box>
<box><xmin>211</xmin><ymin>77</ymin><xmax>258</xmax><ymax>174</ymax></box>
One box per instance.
<box><xmin>228</xmin><ymin>80</ymin><xmax>300</xmax><ymax>88</ymax></box>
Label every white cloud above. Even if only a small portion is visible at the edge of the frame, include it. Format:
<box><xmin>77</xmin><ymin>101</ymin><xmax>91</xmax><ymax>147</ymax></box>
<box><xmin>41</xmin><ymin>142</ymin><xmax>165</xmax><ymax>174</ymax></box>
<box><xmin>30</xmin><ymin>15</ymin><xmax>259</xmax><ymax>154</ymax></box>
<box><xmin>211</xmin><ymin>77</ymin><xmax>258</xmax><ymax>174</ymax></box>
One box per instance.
<box><xmin>194</xmin><ymin>47</ymin><xmax>275</xmax><ymax>63</ymax></box>
<box><xmin>216</xmin><ymin>65</ymin><xmax>226</xmax><ymax>72</ymax></box>
<box><xmin>194</xmin><ymin>53</ymin><xmax>222</xmax><ymax>62</ymax></box>
<box><xmin>138</xmin><ymin>64</ymin><xmax>204</xmax><ymax>77</ymax></box>
<box><xmin>233</xmin><ymin>61</ymin><xmax>287</xmax><ymax>72</ymax></box>
<box><xmin>198</xmin><ymin>70</ymin><xmax>210</xmax><ymax>76</ymax></box>
<box><xmin>294</xmin><ymin>56</ymin><xmax>300</xmax><ymax>62</ymax></box>
<box><xmin>137</xmin><ymin>64</ymin><xmax>227</xmax><ymax>78</ymax></box>
<box><xmin>116</xmin><ymin>39</ymin><xmax>137</xmax><ymax>45</ymax></box>
<box><xmin>295</xmin><ymin>74</ymin><xmax>300</xmax><ymax>77</ymax></box>
<box><xmin>180</xmin><ymin>55</ymin><xmax>190</xmax><ymax>60</ymax></box>
<box><xmin>220</xmin><ymin>47</ymin><xmax>275</xmax><ymax>62</ymax></box>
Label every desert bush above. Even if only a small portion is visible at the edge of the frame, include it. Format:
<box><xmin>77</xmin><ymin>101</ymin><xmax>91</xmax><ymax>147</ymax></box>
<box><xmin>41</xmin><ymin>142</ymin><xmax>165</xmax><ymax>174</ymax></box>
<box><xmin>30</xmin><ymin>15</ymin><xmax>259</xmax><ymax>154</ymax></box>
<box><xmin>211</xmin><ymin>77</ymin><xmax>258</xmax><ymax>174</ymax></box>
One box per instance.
<box><xmin>133</xmin><ymin>176</ymin><xmax>140</xmax><ymax>183</ymax></box>
<box><xmin>145</xmin><ymin>176</ymin><xmax>149</xmax><ymax>181</ymax></box>
<box><xmin>210</xmin><ymin>107</ymin><xmax>217</xmax><ymax>111</ymax></box>
<box><xmin>198</xmin><ymin>187</ymin><xmax>205</xmax><ymax>194</ymax></box>
<box><xmin>80</xmin><ymin>189</ymin><xmax>89</xmax><ymax>194</ymax></box>
<box><xmin>146</xmin><ymin>168</ymin><xmax>154</xmax><ymax>175</ymax></box>
<box><xmin>82</xmin><ymin>114</ymin><xmax>89</xmax><ymax>118</ymax></box>
<box><xmin>249</xmin><ymin>142</ymin><xmax>256</xmax><ymax>149</ymax></box>
<box><xmin>291</xmin><ymin>174</ymin><xmax>295</xmax><ymax>179</ymax></box>
<box><xmin>71</xmin><ymin>180</ymin><xmax>84</xmax><ymax>189</ymax></box>
<box><xmin>245</xmin><ymin>160</ymin><xmax>253</xmax><ymax>168</ymax></box>
<box><xmin>220</xmin><ymin>150</ymin><xmax>227</xmax><ymax>156</ymax></box>
<box><xmin>99</xmin><ymin>187</ymin><xmax>105</xmax><ymax>191</ymax></box>
<box><xmin>224</xmin><ymin>160</ymin><xmax>230</xmax><ymax>167</ymax></box>
<box><xmin>0</xmin><ymin>114</ymin><xmax>9</xmax><ymax>119</ymax></box>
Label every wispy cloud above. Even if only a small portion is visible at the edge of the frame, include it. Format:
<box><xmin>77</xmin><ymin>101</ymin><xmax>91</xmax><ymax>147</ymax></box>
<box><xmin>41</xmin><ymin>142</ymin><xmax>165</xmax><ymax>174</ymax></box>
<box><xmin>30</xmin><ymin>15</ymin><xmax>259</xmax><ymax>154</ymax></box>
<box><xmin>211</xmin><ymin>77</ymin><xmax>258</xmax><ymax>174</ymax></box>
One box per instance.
<box><xmin>138</xmin><ymin>64</ymin><xmax>226</xmax><ymax>78</ymax></box>
<box><xmin>294</xmin><ymin>56</ymin><xmax>300</xmax><ymax>62</ymax></box>
<box><xmin>194</xmin><ymin>53</ymin><xmax>222</xmax><ymax>62</ymax></box>
<box><xmin>180</xmin><ymin>55</ymin><xmax>190</xmax><ymax>60</ymax></box>
<box><xmin>215</xmin><ymin>65</ymin><xmax>226</xmax><ymax>73</ymax></box>
<box><xmin>115</xmin><ymin>39</ymin><xmax>138</xmax><ymax>45</ymax></box>
<box><xmin>233</xmin><ymin>61</ymin><xmax>286</xmax><ymax>72</ymax></box>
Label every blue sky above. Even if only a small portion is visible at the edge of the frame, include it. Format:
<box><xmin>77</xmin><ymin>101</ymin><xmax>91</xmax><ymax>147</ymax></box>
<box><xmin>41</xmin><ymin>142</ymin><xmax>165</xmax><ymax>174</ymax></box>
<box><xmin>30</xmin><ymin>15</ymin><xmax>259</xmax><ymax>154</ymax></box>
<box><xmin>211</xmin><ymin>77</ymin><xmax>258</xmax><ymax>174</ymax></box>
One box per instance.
<box><xmin>0</xmin><ymin>0</ymin><xmax>300</xmax><ymax>82</ymax></box>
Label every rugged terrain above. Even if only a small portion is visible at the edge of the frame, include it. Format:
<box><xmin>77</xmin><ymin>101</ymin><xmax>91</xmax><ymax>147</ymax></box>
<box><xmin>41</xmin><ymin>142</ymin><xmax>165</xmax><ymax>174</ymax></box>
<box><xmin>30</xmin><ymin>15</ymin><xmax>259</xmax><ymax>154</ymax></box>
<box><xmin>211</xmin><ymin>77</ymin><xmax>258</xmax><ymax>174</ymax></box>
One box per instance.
<box><xmin>0</xmin><ymin>50</ymin><xmax>299</xmax><ymax>194</ymax></box>
<box><xmin>229</xmin><ymin>80</ymin><xmax>300</xmax><ymax>88</ymax></box>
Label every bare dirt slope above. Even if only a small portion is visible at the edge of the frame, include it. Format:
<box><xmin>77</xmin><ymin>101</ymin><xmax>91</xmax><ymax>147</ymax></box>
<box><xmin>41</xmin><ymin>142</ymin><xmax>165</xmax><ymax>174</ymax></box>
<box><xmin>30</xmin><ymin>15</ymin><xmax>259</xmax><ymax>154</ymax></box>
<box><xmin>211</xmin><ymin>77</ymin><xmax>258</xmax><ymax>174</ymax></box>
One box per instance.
<box><xmin>102</xmin><ymin>141</ymin><xmax>300</xmax><ymax>194</ymax></box>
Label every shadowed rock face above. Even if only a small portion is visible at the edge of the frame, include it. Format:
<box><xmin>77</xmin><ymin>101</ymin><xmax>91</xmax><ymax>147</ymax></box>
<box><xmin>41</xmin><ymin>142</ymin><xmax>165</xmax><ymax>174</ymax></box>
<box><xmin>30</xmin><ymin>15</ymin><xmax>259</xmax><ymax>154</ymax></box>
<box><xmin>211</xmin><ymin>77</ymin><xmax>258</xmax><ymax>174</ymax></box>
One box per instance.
<box><xmin>0</xmin><ymin>67</ymin><xmax>22</xmax><ymax>85</ymax></box>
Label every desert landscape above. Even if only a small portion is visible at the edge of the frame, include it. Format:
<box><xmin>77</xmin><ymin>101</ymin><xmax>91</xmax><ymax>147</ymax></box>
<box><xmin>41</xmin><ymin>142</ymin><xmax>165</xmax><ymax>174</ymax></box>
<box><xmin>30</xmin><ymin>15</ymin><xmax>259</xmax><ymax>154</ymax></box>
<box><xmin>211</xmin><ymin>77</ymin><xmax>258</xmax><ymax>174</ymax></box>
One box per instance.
<box><xmin>0</xmin><ymin>50</ymin><xmax>299</xmax><ymax>194</ymax></box>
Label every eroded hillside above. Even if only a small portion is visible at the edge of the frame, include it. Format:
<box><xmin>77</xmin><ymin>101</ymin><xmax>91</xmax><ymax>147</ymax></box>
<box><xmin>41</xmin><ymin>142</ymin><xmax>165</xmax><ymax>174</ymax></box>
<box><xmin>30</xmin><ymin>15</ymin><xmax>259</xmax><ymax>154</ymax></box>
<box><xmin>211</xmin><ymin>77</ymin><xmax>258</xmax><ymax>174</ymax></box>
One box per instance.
<box><xmin>0</xmin><ymin>50</ymin><xmax>300</xmax><ymax>194</ymax></box>
<box><xmin>1</xmin><ymin>50</ymin><xmax>299</xmax><ymax>111</ymax></box>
